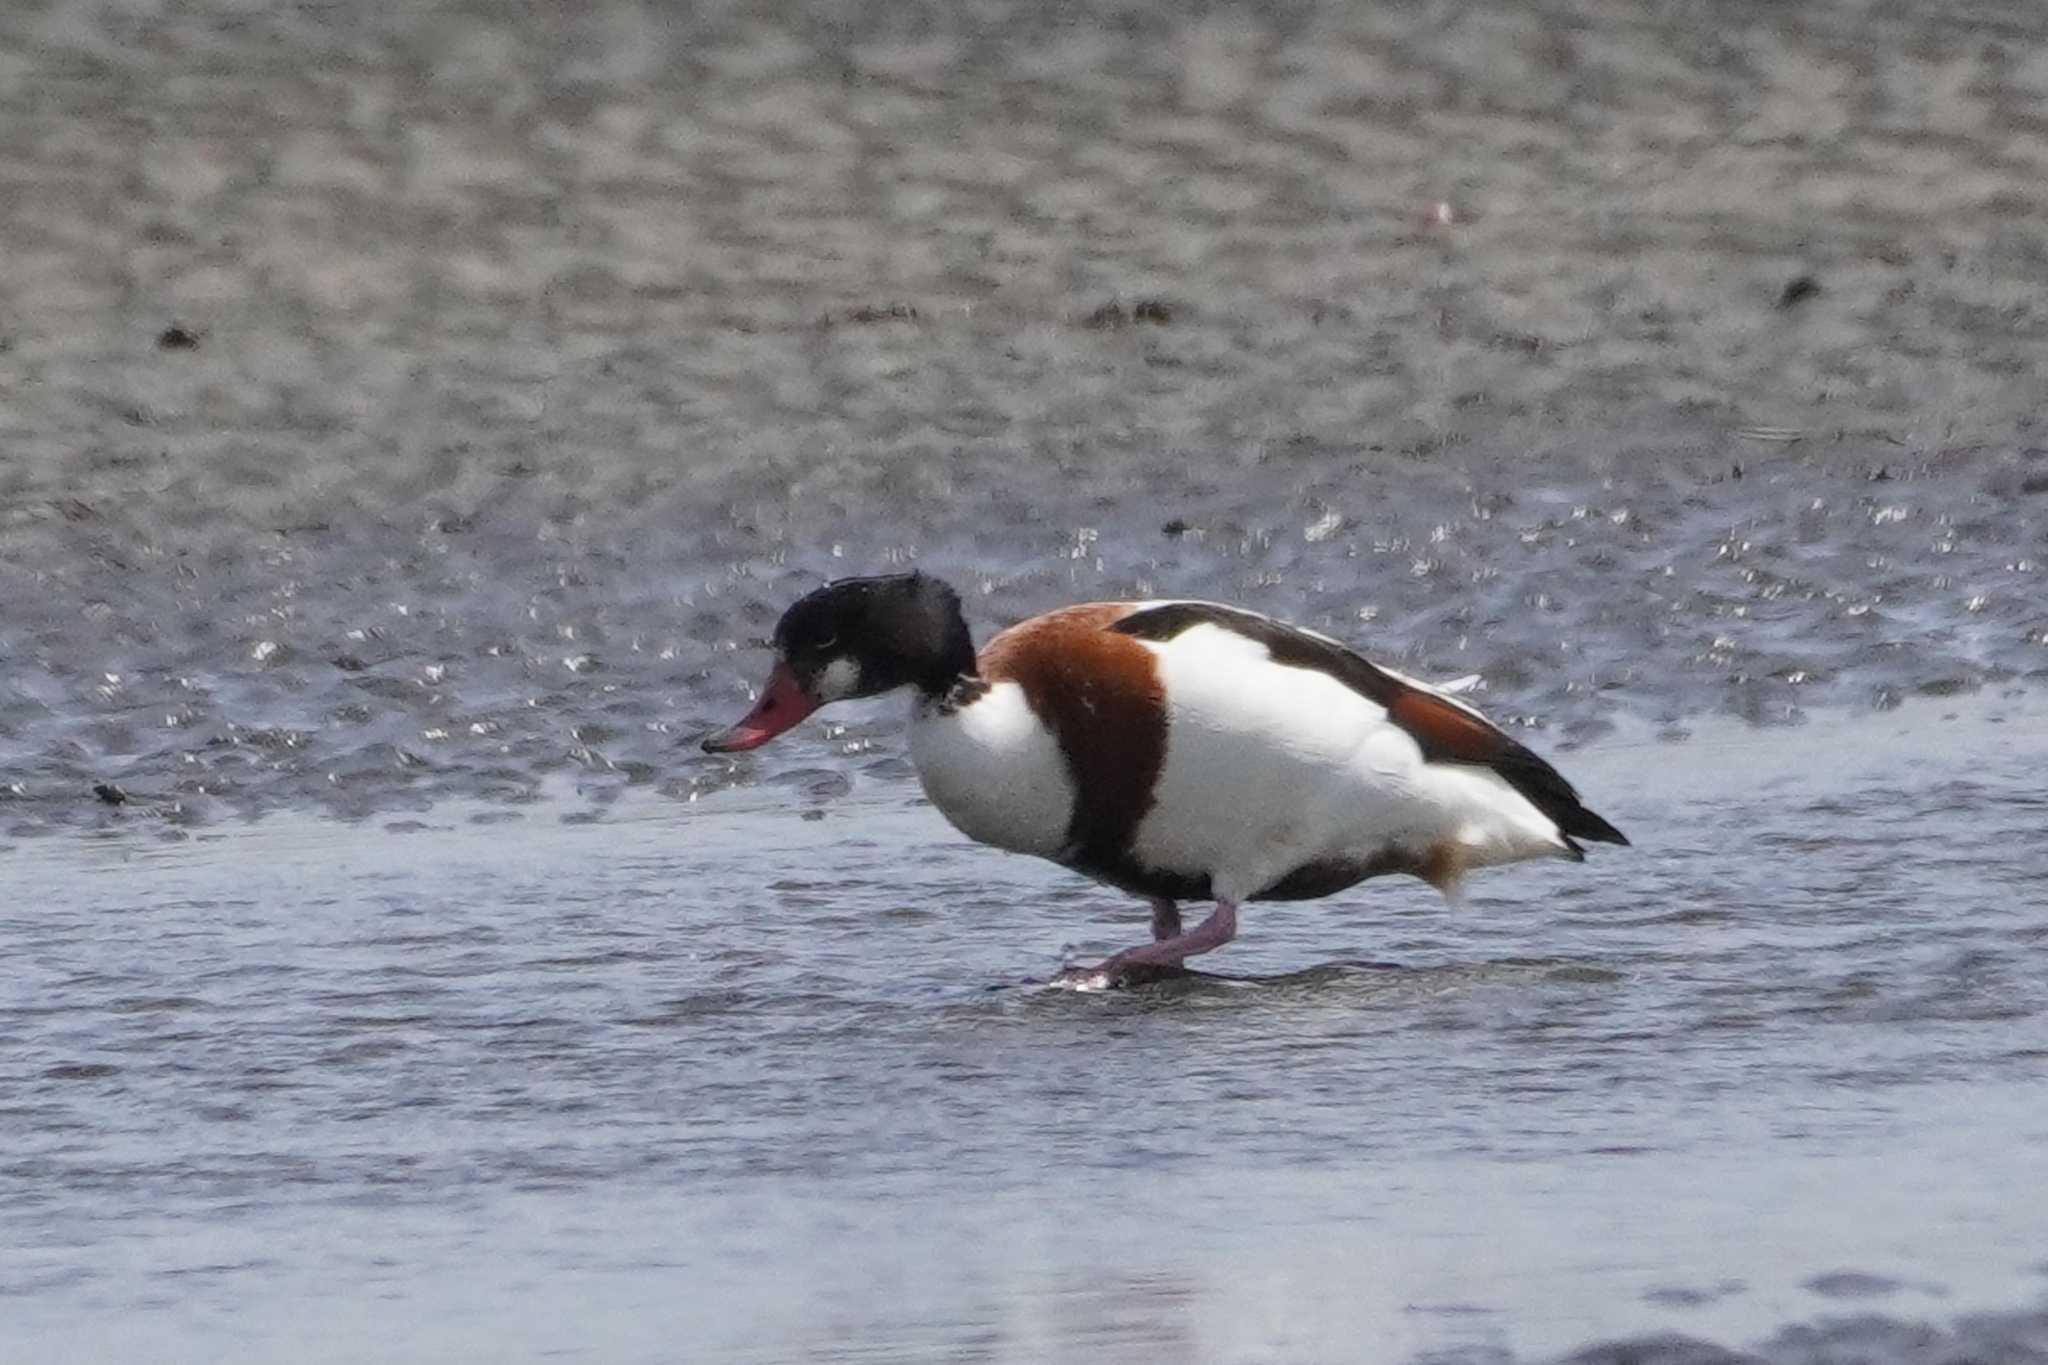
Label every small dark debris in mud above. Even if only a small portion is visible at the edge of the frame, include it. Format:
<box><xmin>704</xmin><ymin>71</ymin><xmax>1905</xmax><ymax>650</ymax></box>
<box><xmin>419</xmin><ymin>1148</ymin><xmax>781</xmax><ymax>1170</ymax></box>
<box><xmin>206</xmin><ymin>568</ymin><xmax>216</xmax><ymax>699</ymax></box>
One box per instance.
<box><xmin>2018</xmin><ymin>473</ymin><xmax>2048</xmax><ymax>494</ymax></box>
<box><xmin>331</xmin><ymin>654</ymin><xmax>368</xmax><ymax>672</ymax></box>
<box><xmin>93</xmin><ymin>783</ymin><xmax>127</xmax><ymax>806</ymax></box>
<box><xmin>820</xmin><ymin>302</ymin><xmax>919</xmax><ymax>327</ymax></box>
<box><xmin>1777</xmin><ymin>275</ymin><xmax>1822</xmax><ymax>309</ymax></box>
<box><xmin>1161</xmin><ymin>517</ymin><xmax>1192</xmax><ymax>538</ymax></box>
<box><xmin>156</xmin><ymin>324</ymin><xmax>202</xmax><ymax>350</ymax></box>
<box><xmin>1082</xmin><ymin>297</ymin><xmax>1177</xmax><ymax>329</ymax></box>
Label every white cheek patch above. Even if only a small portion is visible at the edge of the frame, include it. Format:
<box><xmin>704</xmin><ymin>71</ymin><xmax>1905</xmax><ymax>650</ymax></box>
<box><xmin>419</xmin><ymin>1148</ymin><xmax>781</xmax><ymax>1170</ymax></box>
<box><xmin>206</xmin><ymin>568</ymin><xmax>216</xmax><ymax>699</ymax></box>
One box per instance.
<box><xmin>815</xmin><ymin>656</ymin><xmax>863</xmax><ymax>702</ymax></box>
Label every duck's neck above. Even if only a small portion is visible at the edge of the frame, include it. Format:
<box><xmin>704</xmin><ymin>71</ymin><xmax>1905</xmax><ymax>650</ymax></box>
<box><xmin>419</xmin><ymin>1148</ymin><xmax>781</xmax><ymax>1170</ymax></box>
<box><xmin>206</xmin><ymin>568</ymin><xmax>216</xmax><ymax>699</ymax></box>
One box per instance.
<box><xmin>911</xmin><ymin>616</ymin><xmax>978</xmax><ymax>697</ymax></box>
<box><xmin>879</xmin><ymin>572</ymin><xmax>978</xmax><ymax>698</ymax></box>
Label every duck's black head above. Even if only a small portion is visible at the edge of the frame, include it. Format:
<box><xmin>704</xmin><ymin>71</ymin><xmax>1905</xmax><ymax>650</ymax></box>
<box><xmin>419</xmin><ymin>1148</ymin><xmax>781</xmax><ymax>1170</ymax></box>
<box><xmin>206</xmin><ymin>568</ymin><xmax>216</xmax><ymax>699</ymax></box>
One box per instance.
<box><xmin>702</xmin><ymin>573</ymin><xmax>976</xmax><ymax>753</ymax></box>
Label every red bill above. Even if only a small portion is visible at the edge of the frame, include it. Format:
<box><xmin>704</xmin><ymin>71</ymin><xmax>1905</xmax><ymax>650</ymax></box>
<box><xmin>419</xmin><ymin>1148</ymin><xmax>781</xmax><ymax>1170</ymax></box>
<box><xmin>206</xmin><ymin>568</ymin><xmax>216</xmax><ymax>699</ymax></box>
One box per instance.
<box><xmin>701</xmin><ymin>661</ymin><xmax>819</xmax><ymax>753</ymax></box>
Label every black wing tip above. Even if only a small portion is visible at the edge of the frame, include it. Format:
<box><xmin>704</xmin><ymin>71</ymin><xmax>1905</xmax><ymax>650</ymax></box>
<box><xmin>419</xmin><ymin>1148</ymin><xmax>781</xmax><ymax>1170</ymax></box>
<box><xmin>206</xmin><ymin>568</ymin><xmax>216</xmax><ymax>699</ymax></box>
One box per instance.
<box><xmin>1495</xmin><ymin>749</ymin><xmax>1629</xmax><ymax>850</ymax></box>
<box><xmin>1566</xmin><ymin>810</ymin><xmax>1629</xmax><ymax>847</ymax></box>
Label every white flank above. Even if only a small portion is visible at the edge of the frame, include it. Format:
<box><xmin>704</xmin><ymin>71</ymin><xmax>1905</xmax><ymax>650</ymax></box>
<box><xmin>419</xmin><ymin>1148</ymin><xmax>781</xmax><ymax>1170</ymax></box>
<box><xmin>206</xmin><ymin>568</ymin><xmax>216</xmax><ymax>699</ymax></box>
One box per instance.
<box><xmin>1129</xmin><ymin>622</ymin><xmax>1567</xmax><ymax>902</ymax></box>
<box><xmin>909</xmin><ymin>683</ymin><xmax>1075</xmax><ymax>859</ymax></box>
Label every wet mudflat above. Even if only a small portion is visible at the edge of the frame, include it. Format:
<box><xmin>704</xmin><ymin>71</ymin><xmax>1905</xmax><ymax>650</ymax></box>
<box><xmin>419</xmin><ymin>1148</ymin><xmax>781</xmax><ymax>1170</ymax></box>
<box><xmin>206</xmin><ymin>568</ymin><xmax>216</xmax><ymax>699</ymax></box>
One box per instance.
<box><xmin>4</xmin><ymin>0</ymin><xmax>2048</xmax><ymax>1360</ymax></box>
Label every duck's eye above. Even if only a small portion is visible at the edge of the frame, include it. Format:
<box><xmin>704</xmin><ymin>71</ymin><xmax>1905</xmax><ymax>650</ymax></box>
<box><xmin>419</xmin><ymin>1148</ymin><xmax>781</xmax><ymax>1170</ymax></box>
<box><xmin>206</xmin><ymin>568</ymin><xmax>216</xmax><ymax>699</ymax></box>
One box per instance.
<box><xmin>815</xmin><ymin>633</ymin><xmax>839</xmax><ymax>652</ymax></box>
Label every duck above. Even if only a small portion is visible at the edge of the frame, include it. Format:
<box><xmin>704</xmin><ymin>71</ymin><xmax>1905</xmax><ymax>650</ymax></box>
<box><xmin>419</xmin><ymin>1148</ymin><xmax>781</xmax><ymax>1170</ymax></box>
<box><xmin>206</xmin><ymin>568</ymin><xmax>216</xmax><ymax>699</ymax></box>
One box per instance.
<box><xmin>703</xmin><ymin>572</ymin><xmax>1626</xmax><ymax>986</ymax></box>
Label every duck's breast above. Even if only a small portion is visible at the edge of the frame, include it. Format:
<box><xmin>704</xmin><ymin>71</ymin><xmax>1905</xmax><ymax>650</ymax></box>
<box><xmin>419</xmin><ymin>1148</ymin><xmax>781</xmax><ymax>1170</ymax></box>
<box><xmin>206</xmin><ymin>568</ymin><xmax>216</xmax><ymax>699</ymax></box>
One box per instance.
<box><xmin>909</xmin><ymin>681</ymin><xmax>1075</xmax><ymax>858</ymax></box>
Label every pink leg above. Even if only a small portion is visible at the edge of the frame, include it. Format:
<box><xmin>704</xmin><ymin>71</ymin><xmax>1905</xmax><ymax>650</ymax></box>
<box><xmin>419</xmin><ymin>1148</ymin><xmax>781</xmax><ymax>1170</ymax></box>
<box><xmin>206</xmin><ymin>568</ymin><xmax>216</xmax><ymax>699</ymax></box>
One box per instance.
<box><xmin>1061</xmin><ymin>900</ymin><xmax>1239</xmax><ymax>986</ymax></box>
<box><xmin>1149</xmin><ymin>899</ymin><xmax>1182</xmax><ymax>941</ymax></box>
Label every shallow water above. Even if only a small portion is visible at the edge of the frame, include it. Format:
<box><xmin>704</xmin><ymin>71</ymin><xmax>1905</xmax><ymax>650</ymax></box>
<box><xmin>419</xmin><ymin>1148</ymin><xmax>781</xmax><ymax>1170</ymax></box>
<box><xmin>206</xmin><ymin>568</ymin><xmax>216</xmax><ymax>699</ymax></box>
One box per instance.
<box><xmin>7</xmin><ymin>700</ymin><xmax>2048</xmax><ymax>1363</ymax></box>
<box><xmin>4</xmin><ymin>0</ymin><xmax>2048</xmax><ymax>1360</ymax></box>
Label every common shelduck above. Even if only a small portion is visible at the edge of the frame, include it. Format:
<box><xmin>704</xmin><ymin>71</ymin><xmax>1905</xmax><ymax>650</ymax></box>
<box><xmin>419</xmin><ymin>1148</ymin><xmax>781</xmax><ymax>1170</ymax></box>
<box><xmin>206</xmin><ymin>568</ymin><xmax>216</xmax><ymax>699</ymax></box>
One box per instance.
<box><xmin>704</xmin><ymin>572</ymin><xmax>1626</xmax><ymax>986</ymax></box>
